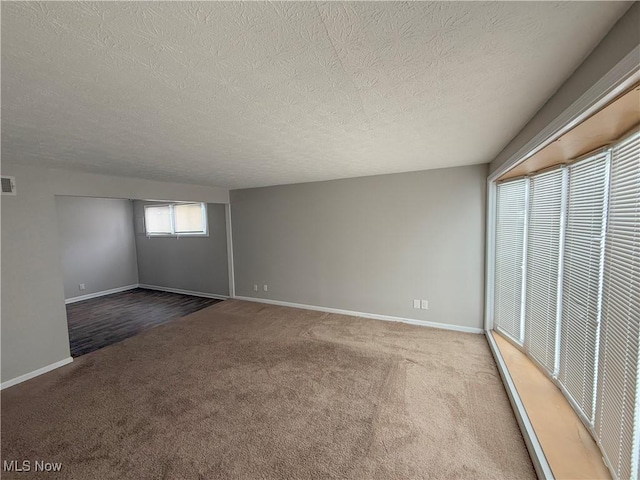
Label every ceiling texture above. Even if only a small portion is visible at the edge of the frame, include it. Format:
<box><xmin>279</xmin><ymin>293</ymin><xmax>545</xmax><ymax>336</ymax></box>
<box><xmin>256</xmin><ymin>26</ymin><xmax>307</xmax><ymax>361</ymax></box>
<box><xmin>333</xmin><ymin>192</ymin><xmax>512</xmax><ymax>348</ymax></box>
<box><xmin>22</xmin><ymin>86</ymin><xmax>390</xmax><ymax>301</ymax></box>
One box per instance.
<box><xmin>1</xmin><ymin>2</ymin><xmax>632</xmax><ymax>189</ymax></box>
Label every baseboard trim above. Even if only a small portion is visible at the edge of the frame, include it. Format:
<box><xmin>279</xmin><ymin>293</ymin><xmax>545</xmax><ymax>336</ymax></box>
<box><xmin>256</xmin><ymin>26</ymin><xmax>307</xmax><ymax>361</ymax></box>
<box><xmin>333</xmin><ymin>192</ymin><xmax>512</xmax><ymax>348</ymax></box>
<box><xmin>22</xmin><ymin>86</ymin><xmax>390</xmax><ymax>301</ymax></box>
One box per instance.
<box><xmin>486</xmin><ymin>332</ymin><xmax>554</xmax><ymax>480</ymax></box>
<box><xmin>65</xmin><ymin>284</ymin><xmax>140</xmax><ymax>304</ymax></box>
<box><xmin>139</xmin><ymin>284</ymin><xmax>228</xmax><ymax>301</ymax></box>
<box><xmin>1</xmin><ymin>357</ymin><xmax>73</xmax><ymax>390</ymax></box>
<box><xmin>233</xmin><ymin>296</ymin><xmax>483</xmax><ymax>334</ymax></box>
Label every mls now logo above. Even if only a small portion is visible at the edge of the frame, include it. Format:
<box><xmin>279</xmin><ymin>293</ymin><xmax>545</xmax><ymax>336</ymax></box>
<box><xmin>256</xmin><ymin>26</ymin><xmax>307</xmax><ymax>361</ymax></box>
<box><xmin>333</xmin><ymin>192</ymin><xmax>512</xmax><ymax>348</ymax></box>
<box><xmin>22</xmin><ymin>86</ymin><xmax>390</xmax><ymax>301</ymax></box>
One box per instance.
<box><xmin>3</xmin><ymin>460</ymin><xmax>63</xmax><ymax>472</ymax></box>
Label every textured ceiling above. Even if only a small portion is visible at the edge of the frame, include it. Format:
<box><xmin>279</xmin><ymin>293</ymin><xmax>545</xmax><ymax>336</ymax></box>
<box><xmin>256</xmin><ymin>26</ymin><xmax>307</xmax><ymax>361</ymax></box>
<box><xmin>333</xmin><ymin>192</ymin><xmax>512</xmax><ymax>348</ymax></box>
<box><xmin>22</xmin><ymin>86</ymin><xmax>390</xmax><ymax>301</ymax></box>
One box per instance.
<box><xmin>1</xmin><ymin>2</ymin><xmax>631</xmax><ymax>189</ymax></box>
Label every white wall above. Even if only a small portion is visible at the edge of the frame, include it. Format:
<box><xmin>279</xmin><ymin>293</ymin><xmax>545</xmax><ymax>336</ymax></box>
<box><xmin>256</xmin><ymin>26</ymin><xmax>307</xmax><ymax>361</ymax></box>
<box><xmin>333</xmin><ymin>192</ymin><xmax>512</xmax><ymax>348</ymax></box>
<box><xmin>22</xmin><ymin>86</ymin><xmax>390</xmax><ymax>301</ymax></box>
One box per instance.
<box><xmin>55</xmin><ymin>196</ymin><xmax>139</xmax><ymax>299</ymax></box>
<box><xmin>231</xmin><ymin>165</ymin><xmax>487</xmax><ymax>330</ymax></box>
<box><xmin>0</xmin><ymin>163</ymin><xmax>228</xmax><ymax>384</ymax></box>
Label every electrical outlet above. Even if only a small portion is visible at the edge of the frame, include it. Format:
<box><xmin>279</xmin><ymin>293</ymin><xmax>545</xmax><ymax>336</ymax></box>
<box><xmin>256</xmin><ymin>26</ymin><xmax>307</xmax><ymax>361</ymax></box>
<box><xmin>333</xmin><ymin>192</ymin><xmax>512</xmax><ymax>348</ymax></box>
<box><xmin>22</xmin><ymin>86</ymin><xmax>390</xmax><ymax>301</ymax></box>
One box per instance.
<box><xmin>79</xmin><ymin>284</ymin><xmax>86</xmax><ymax>291</ymax></box>
<box><xmin>421</xmin><ymin>300</ymin><xmax>429</xmax><ymax>310</ymax></box>
<box><xmin>253</xmin><ymin>284</ymin><xmax>258</xmax><ymax>292</ymax></box>
<box><xmin>413</xmin><ymin>299</ymin><xmax>420</xmax><ymax>309</ymax></box>
<box><xmin>263</xmin><ymin>284</ymin><xmax>268</xmax><ymax>292</ymax></box>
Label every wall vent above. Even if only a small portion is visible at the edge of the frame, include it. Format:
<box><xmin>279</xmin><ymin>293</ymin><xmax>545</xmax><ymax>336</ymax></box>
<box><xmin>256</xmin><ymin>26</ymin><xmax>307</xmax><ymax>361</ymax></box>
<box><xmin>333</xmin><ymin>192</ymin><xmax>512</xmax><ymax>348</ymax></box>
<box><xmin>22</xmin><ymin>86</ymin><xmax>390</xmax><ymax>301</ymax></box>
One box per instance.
<box><xmin>1</xmin><ymin>176</ymin><xmax>17</xmax><ymax>195</ymax></box>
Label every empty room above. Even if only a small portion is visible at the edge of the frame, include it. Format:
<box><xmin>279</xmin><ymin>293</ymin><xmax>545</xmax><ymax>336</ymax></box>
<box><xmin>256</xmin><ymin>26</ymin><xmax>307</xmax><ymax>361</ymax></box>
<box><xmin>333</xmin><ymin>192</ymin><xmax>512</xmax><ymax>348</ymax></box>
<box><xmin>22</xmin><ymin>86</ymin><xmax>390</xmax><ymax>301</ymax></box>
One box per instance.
<box><xmin>56</xmin><ymin>196</ymin><xmax>229</xmax><ymax>357</ymax></box>
<box><xmin>1</xmin><ymin>2</ymin><xmax>638</xmax><ymax>480</ymax></box>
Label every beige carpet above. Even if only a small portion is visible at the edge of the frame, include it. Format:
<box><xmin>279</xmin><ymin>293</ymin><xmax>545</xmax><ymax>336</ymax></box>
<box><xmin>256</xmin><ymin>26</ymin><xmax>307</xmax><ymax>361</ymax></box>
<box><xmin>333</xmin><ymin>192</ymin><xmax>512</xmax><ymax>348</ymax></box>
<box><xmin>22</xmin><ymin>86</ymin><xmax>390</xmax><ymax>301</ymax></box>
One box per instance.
<box><xmin>1</xmin><ymin>300</ymin><xmax>534</xmax><ymax>479</ymax></box>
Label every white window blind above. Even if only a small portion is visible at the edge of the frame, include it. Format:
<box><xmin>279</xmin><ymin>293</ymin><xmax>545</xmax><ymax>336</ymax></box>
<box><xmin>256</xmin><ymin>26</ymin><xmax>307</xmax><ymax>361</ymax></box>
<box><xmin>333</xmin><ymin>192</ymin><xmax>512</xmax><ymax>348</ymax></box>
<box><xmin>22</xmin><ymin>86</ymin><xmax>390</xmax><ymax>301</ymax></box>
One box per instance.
<box><xmin>558</xmin><ymin>153</ymin><xmax>609</xmax><ymax>423</ymax></box>
<box><xmin>596</xmin><ymin>131</ymin><xmax>640</xmax><ymax>480</ymax></box>
<box><xmin>524</xmin><ymin>168</ymin><xmax>564</xmax><ymax>373</ymax></box>
<box><xmin>174</xmin><ymin>203</ymin><xmax>206</xmax><ymax>234</ymax></box>
<box><xmin>144</xmin><ymin>205</ymin><xmax>172</xmax><ymax>235</ymax></box>
<box><xmin>494</xmin><ymin>179</ymin><xmax>527</xmax><ymax>342</ymax></box>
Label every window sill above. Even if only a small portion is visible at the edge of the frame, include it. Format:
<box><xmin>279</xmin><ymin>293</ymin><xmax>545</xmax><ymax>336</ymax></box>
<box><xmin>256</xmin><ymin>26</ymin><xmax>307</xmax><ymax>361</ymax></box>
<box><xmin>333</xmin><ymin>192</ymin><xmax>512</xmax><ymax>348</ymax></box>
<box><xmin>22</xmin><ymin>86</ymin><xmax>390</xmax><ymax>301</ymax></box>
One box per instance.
<box><xmin>490</xmin><ymin>331</ymin><xmax>610</xmax><ymax>480</ymax></box>
<box><xmin>145</xmin><ymin>233</ymin><xmax>209</xmax><ymax>238</ymax></box>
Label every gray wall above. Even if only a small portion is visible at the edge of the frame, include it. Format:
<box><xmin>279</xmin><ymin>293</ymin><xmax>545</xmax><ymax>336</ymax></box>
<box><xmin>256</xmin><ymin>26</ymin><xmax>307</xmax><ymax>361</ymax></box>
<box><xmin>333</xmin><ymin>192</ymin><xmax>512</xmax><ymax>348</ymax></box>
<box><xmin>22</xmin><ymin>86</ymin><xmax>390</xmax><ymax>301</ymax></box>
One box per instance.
<box><xmin>134</xmin><ymin>202</ymin><xmax>229</xmax><ymax>296</ymax></box>
<box><xmin>55</xmin><ymin>196</ymin><xmax>138</xmax><ymax>299</ymax></box>
<box><xmin>231</xmin><ymin>165</ymin><xmax>487</xmax><ymax>330</ymax></box>
<box><xmin>1</xmin><ymin>165</ymin><xmax>72</xmax><ymax>382</ymax></box>
<box><xmin>0</xmin><ymin>163</ymin><xmax>229</xmax><ymax>384</ymax></box>
<box><xmin>490</xmin><ymin>2</ymin><xmax>639</xmax><ymax>174</ymax></box>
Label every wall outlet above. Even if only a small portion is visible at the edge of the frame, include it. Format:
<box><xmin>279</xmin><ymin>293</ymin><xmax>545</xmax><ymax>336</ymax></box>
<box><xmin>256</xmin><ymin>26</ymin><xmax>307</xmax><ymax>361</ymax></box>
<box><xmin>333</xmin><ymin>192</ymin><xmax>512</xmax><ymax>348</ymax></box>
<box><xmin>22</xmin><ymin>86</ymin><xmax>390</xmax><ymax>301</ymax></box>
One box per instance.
<box><xmin>421</xmin><ymin>300</ymin><xmax>429</xmax><ymax>310</ymax></box>
<box><xmin>253</xmin><ymin>284</ymin><xmax>258</xmax><ymax>292</ymax></box>
<box><xmin>79</xmin><ymin>283</ymin><xmax>86</xmax><ymax>291</ymax></box>
<box><xmin>413</xmin><ymin>299</ymin><xmax>420</xmax><ymax>309</ymax></box>
<box><xmin>263</xmin><ymin>284</ymin><xmax>268</xmax><ymax>292</ymax></box>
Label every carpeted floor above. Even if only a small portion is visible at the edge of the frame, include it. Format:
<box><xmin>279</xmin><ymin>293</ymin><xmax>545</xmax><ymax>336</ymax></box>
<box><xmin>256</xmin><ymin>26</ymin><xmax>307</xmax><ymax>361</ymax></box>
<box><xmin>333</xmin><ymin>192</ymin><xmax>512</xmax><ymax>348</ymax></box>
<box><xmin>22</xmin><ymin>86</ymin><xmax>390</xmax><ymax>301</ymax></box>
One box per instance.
<box><xmin>1</xmin><ymin>300</ymin><xmax>534</xmax><ymax>479</ymax></box>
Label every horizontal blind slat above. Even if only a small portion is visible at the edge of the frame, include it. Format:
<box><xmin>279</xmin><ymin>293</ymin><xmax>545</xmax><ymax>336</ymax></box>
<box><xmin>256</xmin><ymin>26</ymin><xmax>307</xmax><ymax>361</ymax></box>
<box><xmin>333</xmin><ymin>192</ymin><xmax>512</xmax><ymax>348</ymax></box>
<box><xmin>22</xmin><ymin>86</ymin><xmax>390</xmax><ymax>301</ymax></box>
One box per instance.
<box><xmin>596</xmin><ymin>131</ymin><xmax>639</xmax><ymax>480</ymax></box>
<box><xmin>559</xmin><ymin>154</ymin><xmax>607</xmax><ymax>423</ymax></box>
<box><xmin>494</xmin><ymin>179</ymin><xmax>526</xmax><ymax>341</ymax></box>
<box><xmin>525</xmin><ymin>169</ymin><xmax>563</xmax><ymax>373</ymax></box>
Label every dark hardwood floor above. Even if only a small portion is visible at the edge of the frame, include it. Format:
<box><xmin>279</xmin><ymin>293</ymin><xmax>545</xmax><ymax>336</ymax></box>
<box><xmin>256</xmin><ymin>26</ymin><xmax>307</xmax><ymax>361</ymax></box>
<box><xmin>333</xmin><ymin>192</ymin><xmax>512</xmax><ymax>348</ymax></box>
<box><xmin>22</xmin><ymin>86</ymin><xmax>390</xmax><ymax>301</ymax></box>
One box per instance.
<box><xmin>66</xmin><ymin>288</ymin><xmax>222</xmax><ymax>357</ymax></box>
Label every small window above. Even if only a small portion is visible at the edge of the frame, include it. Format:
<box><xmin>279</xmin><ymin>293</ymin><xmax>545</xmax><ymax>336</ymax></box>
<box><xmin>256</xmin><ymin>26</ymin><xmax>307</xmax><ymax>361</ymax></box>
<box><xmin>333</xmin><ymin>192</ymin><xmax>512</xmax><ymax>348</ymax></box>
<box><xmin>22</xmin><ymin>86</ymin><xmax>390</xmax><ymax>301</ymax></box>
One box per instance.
<box><xmin>144</xmin><ymin>205</ymin><xmax>173</xmax><ymax>235</ymax></box>
<box><xmin>144</xmin><ymin>203</ymin><xmax>207</xmax><ymax>236</ymax></box>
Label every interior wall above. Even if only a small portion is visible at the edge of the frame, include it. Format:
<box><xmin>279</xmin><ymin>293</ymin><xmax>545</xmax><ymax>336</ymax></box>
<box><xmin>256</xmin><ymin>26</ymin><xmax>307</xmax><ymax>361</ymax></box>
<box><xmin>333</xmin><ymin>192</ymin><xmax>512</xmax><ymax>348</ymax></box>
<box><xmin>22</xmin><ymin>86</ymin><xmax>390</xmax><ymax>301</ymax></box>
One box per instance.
<box><xmin>231</xmin><ymin>164</ymin><xmax>488</xmax><ymax>330</ymax></box>
<box><xmin>0</xmin><ymin>163</ymin><xmax>228</xmax><ymax>384</ymax></box>
<box><xmin>1</xmin><ymin>165</ymin><xmax>72</xmax><ymax>383</ymax></box>
<box><xmin>55</xmin><ymin>196</ymin><xmax>138</xmax><ymax>300</ymax></box>
<box><xmin>134</xmin><ymin>201</ymin><xmax>229</xmax><ymax>296</ymax></box>
<box><xmin>489</xmin><ymin>2</ymin><xmax>639</xmax><ymax>174</ymax></box>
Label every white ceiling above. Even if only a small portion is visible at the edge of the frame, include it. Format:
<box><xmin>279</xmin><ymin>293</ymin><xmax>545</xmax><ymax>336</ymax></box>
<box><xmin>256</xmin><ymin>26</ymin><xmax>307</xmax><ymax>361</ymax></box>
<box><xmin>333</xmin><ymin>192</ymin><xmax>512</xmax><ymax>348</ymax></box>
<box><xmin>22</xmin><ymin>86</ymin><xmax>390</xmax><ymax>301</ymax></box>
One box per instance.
<box><xmin>1</xmin><ymin>2</ymin><xmax>631</xmax><ymax>189</ymax></box>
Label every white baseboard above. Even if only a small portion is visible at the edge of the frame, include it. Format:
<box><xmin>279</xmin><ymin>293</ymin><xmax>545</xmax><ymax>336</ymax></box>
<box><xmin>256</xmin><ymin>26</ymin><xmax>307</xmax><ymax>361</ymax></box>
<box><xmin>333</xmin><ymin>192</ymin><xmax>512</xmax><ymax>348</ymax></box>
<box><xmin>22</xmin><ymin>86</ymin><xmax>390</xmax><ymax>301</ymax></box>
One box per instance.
<box><xmin>65</xmin><ymin>284</ymin><xmax>140</xmax><ymax>304</ymax></box>
<box><xmin>1</xmin><ymin>357</ymin><xmax>73</xmax><ymax>390</ymax></box>
<box><xmin>139</xmin><ymin>284</ymin><xmax>228</xmax><ymax>301</ymax></box>
<box><xmin>233</xmin><ymin>296</ymin><xmax>484</xmax><ymax>334</ymax></box>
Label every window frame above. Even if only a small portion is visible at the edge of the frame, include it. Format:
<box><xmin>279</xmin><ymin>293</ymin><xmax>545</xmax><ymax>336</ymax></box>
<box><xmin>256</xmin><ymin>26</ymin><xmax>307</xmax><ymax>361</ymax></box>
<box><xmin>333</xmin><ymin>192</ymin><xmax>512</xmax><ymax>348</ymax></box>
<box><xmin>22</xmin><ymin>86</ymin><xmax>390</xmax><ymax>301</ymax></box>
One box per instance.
<box><xmin>143</xmin><ymin>202</ymin><xmax>208</xmax><ymax>238</ymax></box>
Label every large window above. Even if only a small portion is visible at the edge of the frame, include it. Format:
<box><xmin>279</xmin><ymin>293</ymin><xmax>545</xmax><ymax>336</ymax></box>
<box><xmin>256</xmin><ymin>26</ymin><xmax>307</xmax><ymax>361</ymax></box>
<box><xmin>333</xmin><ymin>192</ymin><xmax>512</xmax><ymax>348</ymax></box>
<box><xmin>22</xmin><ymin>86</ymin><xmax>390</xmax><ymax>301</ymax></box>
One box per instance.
<box><xmin>596</xmin><ymin>133</ymin><xmax>640</xmax><ymax>480</ymax></box>
<box><xmin>494</xmin><ymin>179</ymin><xmax>526</xmax><ymax>342</ymax></box>
<box><xmin>493</xmin><ymin>130</ymin><xmax>639</xmax><ymax>480</ymax></box>
<box><xmin>559</xmin><ymin>152</ymin><xmax>608</xmax><ymax>424</ymax></box>
<box><xmin>144</xmin><ymin>203</ymin><xmax>208</xmax><ymax>236</ymax></box>
<box><xmin>525</xmin><ymin>168</ymin><xmax>564</xmax><ymax>374</ymax></box>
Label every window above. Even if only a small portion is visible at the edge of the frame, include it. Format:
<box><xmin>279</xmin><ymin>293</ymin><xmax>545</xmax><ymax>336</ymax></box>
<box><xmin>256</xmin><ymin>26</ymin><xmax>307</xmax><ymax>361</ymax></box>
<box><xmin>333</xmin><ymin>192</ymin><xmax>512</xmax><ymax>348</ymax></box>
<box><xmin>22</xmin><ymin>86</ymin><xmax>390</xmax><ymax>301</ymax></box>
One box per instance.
<box><xmin>494</xmin><ymin>179</ymin><xmax>526</xmax><ymax>342</ymax></box>
<box><xmin>144</xmin><ymin>203</ymin><xmax>207</xmax><ymax>236</ymax></box>
<box><xmin>492</xmin><ymin>130</ymin><xmax>640</xmax><ymax>480</ymax></box>
<box><xmin>174</xmin><ymin>203</ymin><xmax>207</xmax><ymax>234</ymax></box>
<box><xmin>144</xmin><ymin>205</ymin><xmax>173</xmax><ymax>235</ymax></box>
<box><xmin>559</xmin><ymin>152</ymin><xmax>608</xmax><ymax>424</ymax></box>
<box><xmin>596</xmin><ymin>133</ymin><xmax>639</xmax><ymax>480</ymax></box>
<box><xmin>524</xmin><ymin>168</ymin><xmax>564</xmax><ymax>374</ymax></box>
